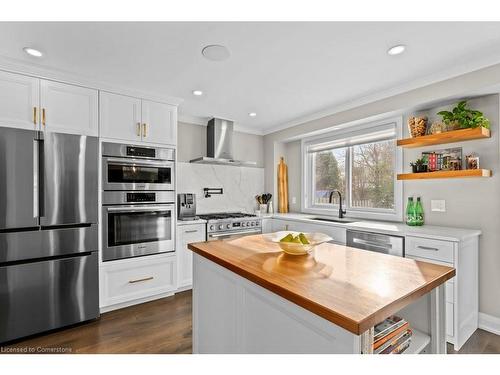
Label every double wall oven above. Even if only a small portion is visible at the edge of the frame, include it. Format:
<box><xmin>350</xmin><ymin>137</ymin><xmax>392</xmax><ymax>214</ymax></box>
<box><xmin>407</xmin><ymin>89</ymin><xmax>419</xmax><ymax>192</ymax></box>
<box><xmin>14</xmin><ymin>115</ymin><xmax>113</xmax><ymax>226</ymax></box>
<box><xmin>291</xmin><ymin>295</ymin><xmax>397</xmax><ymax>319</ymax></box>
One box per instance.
<box><xmin>102</xmin><ymin>142</ymin><xmax>175</xmax><ymax>262</ymax></box>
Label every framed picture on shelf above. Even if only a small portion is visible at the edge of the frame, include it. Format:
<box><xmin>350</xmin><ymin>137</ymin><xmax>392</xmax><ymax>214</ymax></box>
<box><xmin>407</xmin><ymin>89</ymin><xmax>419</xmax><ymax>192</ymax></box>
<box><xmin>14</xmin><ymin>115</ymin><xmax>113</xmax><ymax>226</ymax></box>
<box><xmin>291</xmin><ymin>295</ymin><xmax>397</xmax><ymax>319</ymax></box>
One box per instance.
<box><xmin>466</xmin><ymin>154</ymin><xmax>480</xmax><ymax>170</ymax></box>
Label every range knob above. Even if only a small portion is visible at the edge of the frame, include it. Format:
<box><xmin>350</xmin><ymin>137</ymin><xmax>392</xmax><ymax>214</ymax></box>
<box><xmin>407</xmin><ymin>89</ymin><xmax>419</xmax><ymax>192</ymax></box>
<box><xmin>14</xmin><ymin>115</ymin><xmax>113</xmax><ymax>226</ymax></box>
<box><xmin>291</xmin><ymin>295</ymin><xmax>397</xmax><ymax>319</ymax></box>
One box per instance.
<box><xmin>209</xmin><ymin>225</ymin><xmax>214</xmax><ymax>230</ymax></box>
<box><xmin>245</xmin><ymin>222</ymin><xmax>250</xmax><ymax>227</ymax></box>
<box><xmin>218</xmin><ymin>224</ymin><xmax>224</xmax><ymax>230</ymax></box>
<box><xmin>226</xmin><ymin>224</ymin><xmax>231</xmax><ymax>229</ymax></box>
<box><xmin>251</xmin><ymin>222</ymin><xmax>255</xmax><ymax>226</ymax></box>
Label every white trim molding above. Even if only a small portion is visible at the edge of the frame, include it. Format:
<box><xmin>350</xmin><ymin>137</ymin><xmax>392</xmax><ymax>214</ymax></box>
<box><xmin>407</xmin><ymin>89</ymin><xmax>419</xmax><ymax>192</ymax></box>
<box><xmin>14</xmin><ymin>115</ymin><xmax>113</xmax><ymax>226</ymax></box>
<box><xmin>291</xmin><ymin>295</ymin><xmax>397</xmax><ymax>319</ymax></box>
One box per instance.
<box><xmin>0</xmin><ymin>55</ymin><xmax>183</xmax><ymax>106</ymax></box>
<box><xmin>479</xmin><ymin>312</ymin><xmax>500</xmax><ymax>336</ymax></box>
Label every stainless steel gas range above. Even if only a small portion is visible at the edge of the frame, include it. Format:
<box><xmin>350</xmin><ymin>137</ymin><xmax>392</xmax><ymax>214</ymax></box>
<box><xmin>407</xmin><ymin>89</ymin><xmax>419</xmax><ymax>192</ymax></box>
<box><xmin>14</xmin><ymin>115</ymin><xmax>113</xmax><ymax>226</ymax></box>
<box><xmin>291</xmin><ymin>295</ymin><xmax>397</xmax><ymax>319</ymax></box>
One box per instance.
<box><xmin>198</xmin><ymin>212</ymin><xmax>262</xmax><ymax>241</ymax></box>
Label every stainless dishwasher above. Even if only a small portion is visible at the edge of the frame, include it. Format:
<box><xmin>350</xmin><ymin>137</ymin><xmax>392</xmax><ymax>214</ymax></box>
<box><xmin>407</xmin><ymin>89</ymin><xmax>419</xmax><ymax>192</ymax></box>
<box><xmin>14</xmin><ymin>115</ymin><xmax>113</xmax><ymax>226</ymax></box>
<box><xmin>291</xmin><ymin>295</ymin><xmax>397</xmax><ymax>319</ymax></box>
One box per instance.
<box><xmin>346</xmin><ymin>230</ymin><xmax>404</xmax><ymax>257</ymax></box>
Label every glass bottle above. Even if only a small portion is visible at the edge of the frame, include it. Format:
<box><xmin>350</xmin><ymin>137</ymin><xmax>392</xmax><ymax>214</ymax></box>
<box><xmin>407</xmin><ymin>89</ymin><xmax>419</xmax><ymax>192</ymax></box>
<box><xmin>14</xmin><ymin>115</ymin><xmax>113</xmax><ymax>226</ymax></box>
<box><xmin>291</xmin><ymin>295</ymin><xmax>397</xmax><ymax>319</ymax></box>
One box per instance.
<box><xmin>415</xmin><ymin>197</ymin><xmax>424</xmax><ymax>226</ymax></box>
<box><xmin>406</xmin><ymin>197</ymin><xmax>415</xmax><ymax>226</ymax></box>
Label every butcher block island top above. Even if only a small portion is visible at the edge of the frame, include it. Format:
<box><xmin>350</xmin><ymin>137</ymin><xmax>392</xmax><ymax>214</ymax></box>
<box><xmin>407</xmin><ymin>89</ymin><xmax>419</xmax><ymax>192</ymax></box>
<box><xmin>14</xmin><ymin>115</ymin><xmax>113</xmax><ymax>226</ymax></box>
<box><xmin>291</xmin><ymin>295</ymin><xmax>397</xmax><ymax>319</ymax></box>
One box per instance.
<box><xmin>188</xmin><ymin>234</ymin><xmax>455</xmax><ymax>335</ymax></box>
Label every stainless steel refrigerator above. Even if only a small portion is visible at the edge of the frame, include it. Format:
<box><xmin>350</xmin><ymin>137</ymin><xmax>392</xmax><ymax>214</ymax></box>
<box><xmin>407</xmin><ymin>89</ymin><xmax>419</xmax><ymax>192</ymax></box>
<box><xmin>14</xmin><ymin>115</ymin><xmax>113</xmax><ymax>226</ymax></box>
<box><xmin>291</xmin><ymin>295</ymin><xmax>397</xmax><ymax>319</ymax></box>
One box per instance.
<box><xmin>0</xmin><ymin>127</ymin><xmax>99</xmax><ymax>343</ymax></box>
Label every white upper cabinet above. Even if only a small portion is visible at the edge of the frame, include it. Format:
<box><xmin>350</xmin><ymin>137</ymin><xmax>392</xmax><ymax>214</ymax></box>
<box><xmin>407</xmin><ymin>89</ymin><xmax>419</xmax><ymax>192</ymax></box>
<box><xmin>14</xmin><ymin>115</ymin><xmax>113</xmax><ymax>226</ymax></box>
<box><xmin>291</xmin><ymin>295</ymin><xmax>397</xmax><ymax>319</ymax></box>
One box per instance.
<box><xmin>0</xmin><ymin>70</ymin><xmax>39</xmax><ymax>130</ymax></box>
<box><xmin>141</xmin><ymin>100</ymin><xmax>177</xmax><ymax>145</ymax></box>
<box><xmin>100</xmin><ymin>92</ymin><xmax>177</xmax><ymax>145</ymax></box>
<box><xmin>100</xmin><ymin>91</ymin><xmax>142</xmax><ymax>142</ymax></box>
<box><xmin>40</xmin><ymin>80</ymin><xmax>98</xmax><ymax>136</ymax></box>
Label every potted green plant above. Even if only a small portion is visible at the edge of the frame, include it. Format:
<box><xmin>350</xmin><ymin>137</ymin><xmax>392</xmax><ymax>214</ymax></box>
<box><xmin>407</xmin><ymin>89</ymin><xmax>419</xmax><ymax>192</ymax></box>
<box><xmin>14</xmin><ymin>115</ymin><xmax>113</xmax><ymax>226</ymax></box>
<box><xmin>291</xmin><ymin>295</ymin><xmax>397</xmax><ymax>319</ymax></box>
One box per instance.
<box><xmin>437</xmin><ymin>100</ymin><xmax>490</xmax><ymax>130</ymax></box>
<box><xmin>410</xmin><ymin>158</ymin><xmax>427</xmax><ymax>173</ymax></box>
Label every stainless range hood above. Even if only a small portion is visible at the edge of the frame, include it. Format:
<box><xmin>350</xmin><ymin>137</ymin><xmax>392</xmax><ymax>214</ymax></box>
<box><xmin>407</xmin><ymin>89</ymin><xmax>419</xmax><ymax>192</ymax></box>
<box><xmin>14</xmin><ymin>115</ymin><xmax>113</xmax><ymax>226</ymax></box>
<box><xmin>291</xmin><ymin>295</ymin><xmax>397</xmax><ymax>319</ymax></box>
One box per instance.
<box><xmin>190</xmin><ymin>118</ymin><xmax>257</xmax><ymax>167</ymax></box>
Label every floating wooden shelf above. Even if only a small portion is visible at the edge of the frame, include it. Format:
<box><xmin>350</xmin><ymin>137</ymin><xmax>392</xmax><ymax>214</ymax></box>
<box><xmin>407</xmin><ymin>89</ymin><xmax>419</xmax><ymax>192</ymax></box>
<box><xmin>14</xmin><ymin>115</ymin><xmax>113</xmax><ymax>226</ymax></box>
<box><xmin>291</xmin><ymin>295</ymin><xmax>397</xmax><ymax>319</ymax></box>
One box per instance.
<box><xmin>397</xmin><ymin>169</ymin><xmax>492</xmax><ymax>180</ymax></box>
<box><xmin>397</xmin><ymin>127</ymin><xmax>490</xmax><ymax>148</ymax></box>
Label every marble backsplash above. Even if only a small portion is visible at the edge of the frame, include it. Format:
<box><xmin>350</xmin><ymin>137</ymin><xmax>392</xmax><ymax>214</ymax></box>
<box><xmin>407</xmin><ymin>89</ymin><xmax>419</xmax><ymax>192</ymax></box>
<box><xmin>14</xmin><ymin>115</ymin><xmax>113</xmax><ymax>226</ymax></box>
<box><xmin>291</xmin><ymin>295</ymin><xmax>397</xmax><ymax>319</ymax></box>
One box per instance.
<box><xmin>177</xmin><ymin>162</ymin><xmax>265</xmax><ymax>214</ymax></box>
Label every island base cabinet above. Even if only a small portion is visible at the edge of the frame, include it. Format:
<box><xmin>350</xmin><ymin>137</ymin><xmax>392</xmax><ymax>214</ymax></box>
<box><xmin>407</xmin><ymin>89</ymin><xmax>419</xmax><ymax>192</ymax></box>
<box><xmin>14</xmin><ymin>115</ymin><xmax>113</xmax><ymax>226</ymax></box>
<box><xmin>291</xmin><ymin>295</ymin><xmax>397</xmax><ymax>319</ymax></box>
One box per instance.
<box><xmin>192</xmin><ymin>254</ymin><xmax>447</xmax><ymax>354</ymax></box>
<box><xmin>193</xmin><ymin>254</ymin><xmax>360</xmax><ymax>354</ymax></box>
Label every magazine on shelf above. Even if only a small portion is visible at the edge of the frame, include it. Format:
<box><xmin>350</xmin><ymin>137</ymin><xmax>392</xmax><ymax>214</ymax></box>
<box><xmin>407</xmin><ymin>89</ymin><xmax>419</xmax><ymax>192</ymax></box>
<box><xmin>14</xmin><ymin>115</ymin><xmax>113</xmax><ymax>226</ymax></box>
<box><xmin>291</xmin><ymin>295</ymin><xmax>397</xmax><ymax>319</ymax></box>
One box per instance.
<box><xmin>373</xmin><ymin>322</ymin><xmax>410</xmax><ymax>350</ymax></box>
<box><xmin>388</xmin><ymin>337</ymin><xmax>412</xmax><ymax>354</ymax></box>
<box><xmin>373</xmin><ymin>315</ymin><xmax>406</xmax><ymax>341</ymax></box>
<box><xmin>376</xmin><ymin>329</ymin><xmax>413</xmax><ymax>354</ymax></box>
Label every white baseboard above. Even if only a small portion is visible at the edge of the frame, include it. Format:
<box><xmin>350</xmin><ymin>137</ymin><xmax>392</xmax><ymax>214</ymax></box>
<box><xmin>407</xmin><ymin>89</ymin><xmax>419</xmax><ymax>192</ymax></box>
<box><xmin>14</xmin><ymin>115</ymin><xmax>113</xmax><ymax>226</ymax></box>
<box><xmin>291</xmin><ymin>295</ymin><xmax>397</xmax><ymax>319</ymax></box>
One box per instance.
<box><xmin>479</xmin><ymin>312</ymin><xmax>500</xmax><ymax>336</ymax></box>
<box><xmin>100</xmin><ymin>291</ymin><xmax>175</xmax><ymax>314</ymax></box>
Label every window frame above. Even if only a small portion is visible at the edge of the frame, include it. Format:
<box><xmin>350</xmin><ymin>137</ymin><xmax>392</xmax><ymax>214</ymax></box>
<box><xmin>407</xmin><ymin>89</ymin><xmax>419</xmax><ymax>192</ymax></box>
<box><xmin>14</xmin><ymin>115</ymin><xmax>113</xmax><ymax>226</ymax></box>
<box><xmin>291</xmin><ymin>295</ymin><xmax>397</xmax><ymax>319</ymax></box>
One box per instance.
<box><xmin>301</xmin><ymin>116</ymin><xmax>403</xmax><ymax>222</ymax></box>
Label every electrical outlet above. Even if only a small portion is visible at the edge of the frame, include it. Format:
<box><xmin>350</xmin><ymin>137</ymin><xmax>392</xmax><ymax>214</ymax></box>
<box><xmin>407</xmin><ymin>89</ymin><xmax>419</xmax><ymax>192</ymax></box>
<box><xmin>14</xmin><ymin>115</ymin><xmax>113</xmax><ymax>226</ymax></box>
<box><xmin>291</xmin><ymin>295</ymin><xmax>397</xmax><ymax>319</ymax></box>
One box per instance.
<box><xmin>431</xmin><ymin>200</ymin><xmax>446</xmax><ymax>212</ymax></box>
<box><xmin>292</xmin><ymin>197</ymin><xmax>297</xmax><ymax>204</ymax></box>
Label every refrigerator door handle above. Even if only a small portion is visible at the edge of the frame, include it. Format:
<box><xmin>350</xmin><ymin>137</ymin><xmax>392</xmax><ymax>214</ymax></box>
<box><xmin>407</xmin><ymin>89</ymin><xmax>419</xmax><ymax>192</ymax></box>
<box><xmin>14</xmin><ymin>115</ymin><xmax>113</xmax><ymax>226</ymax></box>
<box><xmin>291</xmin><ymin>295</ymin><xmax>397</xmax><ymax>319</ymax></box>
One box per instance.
<box><xmin>33</xmin><ymin>139</ymin><xmax>39</xmax><ymax>219</ymax></box>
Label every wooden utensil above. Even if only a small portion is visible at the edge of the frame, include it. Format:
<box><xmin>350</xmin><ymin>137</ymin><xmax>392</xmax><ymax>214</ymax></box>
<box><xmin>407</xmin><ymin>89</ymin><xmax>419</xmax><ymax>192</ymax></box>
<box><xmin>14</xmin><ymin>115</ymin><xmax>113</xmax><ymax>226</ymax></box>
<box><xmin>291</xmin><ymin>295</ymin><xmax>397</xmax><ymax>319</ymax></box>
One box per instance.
<box><xmin>278</xmin><ymin>157</ymin><xmax>289</xmax><ymax>213</ymax></box>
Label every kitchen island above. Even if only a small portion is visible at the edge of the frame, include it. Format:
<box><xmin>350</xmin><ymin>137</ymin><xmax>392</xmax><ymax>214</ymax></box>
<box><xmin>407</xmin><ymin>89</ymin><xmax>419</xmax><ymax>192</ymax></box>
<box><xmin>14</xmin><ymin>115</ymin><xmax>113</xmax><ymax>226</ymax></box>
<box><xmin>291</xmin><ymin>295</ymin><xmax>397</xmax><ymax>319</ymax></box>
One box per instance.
<box><xmin>188</xmin><ymin>235</ymin><xmax>456</xmax><ymax>354</ymax></box>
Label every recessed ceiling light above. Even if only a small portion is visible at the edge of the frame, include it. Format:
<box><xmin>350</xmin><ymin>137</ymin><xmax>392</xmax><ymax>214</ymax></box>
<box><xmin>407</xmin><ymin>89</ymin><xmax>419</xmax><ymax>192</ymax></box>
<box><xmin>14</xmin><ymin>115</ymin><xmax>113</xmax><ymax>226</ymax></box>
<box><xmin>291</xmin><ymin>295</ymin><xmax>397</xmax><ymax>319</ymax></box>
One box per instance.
<box><xmin>23</xmin><ymin>47</ymin><xmax>43</xmax><ymax>57</ymax></box>
<box><xmin>192</xmin><ymin>90</ymin><xmax>203</xmax><ymax>96</ymax></box>
<box><xmin>387</xmin><ymin>45</ymin><xmax>406</xmax><ymax>56</ymax></box>
<box><xmin>248</xmin><ymin>112</ymin><xmax>257</xmax><ymax>118</ymax></box>
<box><xmin>202</xmin><ymin>45</ymin><xmax>230</xmax><ymax>61</ymax></box>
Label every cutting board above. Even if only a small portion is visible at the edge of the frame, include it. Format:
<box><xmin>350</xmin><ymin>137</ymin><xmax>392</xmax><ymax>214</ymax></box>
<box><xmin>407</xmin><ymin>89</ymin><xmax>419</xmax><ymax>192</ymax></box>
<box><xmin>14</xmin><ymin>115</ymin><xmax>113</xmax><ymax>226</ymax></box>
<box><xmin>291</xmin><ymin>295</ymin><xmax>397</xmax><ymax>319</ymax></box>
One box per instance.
<box><xmin>278</xmin><ymin>157</ymin><xmax>289</xmax><ymax>213</ymax></box>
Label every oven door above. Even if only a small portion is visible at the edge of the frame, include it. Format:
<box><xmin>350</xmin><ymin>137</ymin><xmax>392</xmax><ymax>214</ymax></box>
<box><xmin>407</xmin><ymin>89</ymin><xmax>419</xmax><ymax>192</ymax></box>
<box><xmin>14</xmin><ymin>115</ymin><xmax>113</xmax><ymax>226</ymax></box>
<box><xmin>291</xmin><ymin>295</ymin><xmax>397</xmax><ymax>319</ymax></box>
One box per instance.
<box><xmin>102</xmin><ymin>157</ymin><xmax>174</xmax><ymax>191</ymax></box>
<box><xmin>102</xmin><ymin>204</ymin><xmax>174</xmax><ymax>261</ymax></box>
<box><xmin>207</xmin><ymin>228</ymin><xmax>261</xmax><ymax>241</ymax></box>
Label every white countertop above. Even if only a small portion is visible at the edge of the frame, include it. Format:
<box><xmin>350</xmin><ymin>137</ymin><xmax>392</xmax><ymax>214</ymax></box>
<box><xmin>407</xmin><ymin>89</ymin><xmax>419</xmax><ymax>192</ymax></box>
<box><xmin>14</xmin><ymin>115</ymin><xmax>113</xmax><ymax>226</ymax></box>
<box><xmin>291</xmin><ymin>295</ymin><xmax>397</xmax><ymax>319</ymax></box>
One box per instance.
<box><xmin>177</xmin><ymin>218</ymin><xmax>207</xmax><ymax>225</ymax></box>
<box><xmin>268</xmin><ymin>213</ymin><xmax>481</xmax><ymax>242</ymax></box>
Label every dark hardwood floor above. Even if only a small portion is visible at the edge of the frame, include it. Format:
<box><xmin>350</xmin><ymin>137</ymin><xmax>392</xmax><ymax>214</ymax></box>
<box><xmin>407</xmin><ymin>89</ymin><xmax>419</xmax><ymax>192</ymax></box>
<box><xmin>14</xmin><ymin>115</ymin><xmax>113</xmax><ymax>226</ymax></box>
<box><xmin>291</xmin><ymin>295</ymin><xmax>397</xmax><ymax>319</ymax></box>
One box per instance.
<box><xmin>2</xmin><ymin>291</ymin><xmax>193</xmax><ymax>354</ymax></box>
<box><xmin>2</xmin><ymin>290</ymin><xmax>499</xmax><ymax>354</ymax></box>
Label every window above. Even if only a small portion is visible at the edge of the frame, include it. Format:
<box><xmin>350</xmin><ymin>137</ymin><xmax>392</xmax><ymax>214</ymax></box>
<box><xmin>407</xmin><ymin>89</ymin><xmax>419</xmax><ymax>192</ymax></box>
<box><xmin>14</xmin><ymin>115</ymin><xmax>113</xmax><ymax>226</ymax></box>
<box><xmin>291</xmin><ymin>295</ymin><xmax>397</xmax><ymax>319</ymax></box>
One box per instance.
<box><xmin>303</xmin><ymin>118</ymin><xmax>402</xmax><ymax>221</ymax></box>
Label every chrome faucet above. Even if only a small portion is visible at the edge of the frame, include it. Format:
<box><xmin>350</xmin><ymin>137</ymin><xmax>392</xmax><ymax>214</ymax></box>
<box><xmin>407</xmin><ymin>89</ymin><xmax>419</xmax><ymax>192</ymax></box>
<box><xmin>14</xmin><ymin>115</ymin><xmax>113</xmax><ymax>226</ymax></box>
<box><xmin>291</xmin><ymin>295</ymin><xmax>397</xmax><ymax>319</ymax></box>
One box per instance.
<box><xmin>329</xmin><ymin>190</ymin><xmax>346</xmax><ymax>219</ymax></box>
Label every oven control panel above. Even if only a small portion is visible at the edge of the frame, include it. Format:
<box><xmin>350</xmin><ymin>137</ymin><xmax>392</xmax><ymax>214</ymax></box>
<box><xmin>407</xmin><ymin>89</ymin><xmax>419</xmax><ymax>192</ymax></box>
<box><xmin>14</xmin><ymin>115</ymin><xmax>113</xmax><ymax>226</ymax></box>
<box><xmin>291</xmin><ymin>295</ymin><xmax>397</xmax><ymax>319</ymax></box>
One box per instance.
<box><xmin>126</xmin><ymin>146</ymin><xmax>156</xmax><ymax>158</ymax></box>
<box><xmin>207</xmin><ymin>218</ymin><xmax>261</xmax><ymax>233</ymax></box>
<box><xmin>126</xmin><ymin>192</ymin><xmax>156</xmax><ymax>202</ymax></box>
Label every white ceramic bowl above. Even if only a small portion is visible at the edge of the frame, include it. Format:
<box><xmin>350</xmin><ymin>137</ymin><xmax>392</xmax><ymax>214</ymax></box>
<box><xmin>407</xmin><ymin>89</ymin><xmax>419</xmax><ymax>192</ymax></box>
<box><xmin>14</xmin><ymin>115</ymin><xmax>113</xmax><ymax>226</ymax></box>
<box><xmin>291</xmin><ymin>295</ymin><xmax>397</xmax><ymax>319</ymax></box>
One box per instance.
<box><xmin>262</xmin><ymin>231</ymin><xmax>333</xmax><ymax>255</ymax></box>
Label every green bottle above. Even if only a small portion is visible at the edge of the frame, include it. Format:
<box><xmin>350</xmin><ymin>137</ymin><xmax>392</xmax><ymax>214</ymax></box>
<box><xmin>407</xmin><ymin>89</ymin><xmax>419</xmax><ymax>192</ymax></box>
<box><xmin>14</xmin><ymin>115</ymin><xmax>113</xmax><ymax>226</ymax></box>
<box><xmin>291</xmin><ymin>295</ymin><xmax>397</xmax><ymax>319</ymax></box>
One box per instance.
<box><xmin>406</xmin><ymin>197</ymin><xmax>415</xmax><ymax>226</ymax></box>
<box><xmin>415</xmin><ymin>197</ymin><xmax>424</xmax><ymax>226</ymax></box>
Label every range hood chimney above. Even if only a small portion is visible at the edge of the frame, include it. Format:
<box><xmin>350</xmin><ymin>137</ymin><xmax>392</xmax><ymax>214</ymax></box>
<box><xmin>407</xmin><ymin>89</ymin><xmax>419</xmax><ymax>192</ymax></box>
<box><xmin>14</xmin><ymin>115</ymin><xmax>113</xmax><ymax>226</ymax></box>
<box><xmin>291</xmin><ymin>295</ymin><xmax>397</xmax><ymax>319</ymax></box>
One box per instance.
<box><xmin>190</xmin><ymin>118</ymin><xmax>257</xmax><ymax>167</ymax></box>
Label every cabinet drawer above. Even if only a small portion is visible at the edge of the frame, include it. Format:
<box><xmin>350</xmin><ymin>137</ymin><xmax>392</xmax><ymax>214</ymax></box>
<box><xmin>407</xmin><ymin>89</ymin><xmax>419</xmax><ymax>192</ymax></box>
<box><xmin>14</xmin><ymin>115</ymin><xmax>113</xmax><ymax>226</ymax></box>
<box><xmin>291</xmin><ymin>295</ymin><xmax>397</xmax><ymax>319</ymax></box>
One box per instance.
<box><xmin>446</xmin><ymin>302</ymin><xmax>454</xmax><ymax>337</ymax></box>
<box><xmin>406</xmin><ymin>236</ymin><xmax>455</xmax><ymax>264</ymax></box>
<box><xmin>101</xmin><ymin>254</ymin><xmax>176</xmax><ymax>306</ymax></box>
<box><xmin>179</xmin><ymin>224</ymin><xmax>206</xmax><ymax>243</ymax></box>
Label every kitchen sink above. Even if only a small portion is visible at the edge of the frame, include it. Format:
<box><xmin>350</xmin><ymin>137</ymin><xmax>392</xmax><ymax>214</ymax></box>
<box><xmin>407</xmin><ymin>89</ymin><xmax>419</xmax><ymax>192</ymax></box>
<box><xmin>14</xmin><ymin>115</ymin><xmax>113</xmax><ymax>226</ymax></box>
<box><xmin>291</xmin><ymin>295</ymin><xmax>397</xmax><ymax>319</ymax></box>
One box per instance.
<box><xmin>311</xmin><ymin>217</ymin><xmax>358</xmax><ymax>224</ymax></box>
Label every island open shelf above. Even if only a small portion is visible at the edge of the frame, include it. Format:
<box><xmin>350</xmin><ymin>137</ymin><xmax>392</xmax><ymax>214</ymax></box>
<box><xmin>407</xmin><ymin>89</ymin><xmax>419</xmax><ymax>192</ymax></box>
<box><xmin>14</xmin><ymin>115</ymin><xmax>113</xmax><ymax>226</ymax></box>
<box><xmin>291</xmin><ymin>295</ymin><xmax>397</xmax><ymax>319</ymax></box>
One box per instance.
<box><xmin>397</xmin><ymin>127</ymin><xmax>490</xmax><ymax>148</ymax></box>
<box><xmin>397</xmin><ymin>169</ymin><xmax>492</xmax><ymax>180</ymax></box>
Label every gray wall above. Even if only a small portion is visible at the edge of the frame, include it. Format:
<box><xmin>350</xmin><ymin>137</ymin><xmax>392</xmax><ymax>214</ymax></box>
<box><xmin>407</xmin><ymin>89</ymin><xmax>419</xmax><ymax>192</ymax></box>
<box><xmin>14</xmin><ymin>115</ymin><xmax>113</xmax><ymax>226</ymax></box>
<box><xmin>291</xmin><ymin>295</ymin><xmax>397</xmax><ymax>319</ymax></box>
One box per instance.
<box><xmin>177</xmin><ymin>121</ymin><xmax>265</xmax><ymax>167</ymax></box>
<box><xmin>404</xmin><ymin>95</ymin><xmax>500</xmax><ymax>319</ymax></box>
<box><xmin>264</xmin><ymin>64</ymin><xmax>500</xmax><ymax>321</ymax></box>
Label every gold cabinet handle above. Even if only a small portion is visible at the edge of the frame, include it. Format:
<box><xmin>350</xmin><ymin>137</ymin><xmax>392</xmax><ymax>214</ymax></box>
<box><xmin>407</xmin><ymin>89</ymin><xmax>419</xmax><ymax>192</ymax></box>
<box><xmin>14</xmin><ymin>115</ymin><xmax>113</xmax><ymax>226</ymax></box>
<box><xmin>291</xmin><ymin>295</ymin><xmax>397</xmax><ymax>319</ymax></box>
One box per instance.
<box><xmin>42</xmin><ymin>108</ymin><xmax>46</xmax><ymax>127</ymax></box>
<box><xmin>136</xmin><ymin>122</ymin><xmax>141</xmax><ymax>137</ymax></box>
<box><xmin>128</xmin><ymin>276</ymin><xmax>154</xmax><ymax>284</ymax></box>
<box><xmin>142</xmin><ymin>123</ymin><xmax>147</xmax><ymax>138</ymax></box>
<box><xmin>33</xmin><ymin>107</ymin><xmax>37</xmax><ymax>125</ymax></box>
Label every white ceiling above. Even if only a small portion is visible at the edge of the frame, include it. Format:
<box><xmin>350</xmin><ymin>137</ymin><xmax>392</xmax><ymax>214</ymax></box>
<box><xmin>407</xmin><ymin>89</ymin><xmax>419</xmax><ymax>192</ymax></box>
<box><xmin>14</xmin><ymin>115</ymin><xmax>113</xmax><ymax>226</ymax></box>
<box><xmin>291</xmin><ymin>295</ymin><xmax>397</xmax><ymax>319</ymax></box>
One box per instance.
<box><xmin>1</xmin><ymin>22</ymin><xmax>500</xmax><ymax>134</ymax></box>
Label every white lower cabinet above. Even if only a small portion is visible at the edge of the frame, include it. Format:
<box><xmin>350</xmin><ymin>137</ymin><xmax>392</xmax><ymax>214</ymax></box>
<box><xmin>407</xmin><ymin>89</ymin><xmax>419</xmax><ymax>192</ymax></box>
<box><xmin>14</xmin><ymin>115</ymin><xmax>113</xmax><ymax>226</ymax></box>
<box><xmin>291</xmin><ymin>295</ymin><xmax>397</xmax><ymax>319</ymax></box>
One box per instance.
<box><xmin>261</xmin><ymin>218</ymin><xmax>273</xmax><ymax>233</ymax></box>
<box><xmin>176</xmin><ymin>222</ymin><xmax>206</xmax><ymax>289</ymax></box>
<box><xmin>99</xmin><ymin>253</ymin><xmax>176</xmax><ymax>311</ymax></box>
<box><xmin>405</xmin><ymin>235</ymin><xmax>478</xmax><ymax>351</ymax></box>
